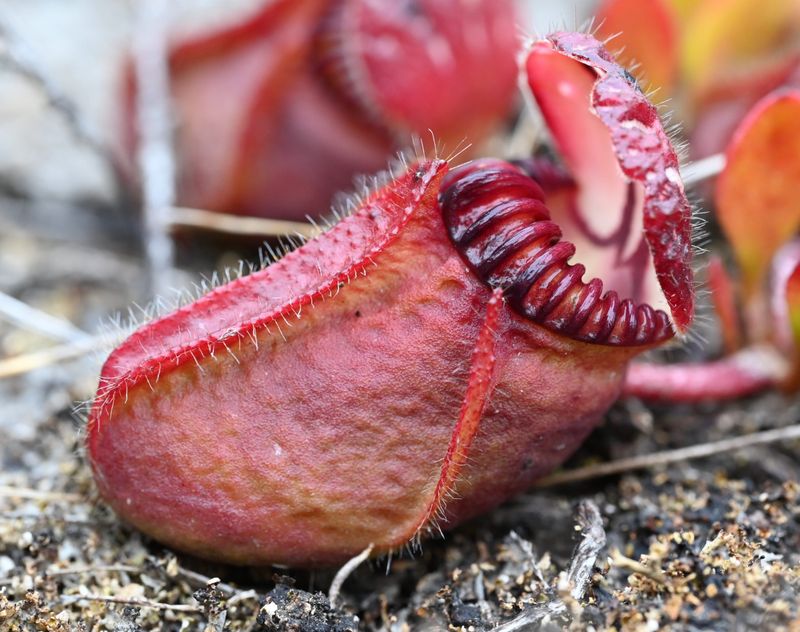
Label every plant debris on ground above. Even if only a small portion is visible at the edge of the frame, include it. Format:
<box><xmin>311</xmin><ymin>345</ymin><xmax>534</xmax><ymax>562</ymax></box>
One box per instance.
<box><xmin>1</xmin><ymin>217</ymin><xmax>799</xmax><ymax>631</ymax></box>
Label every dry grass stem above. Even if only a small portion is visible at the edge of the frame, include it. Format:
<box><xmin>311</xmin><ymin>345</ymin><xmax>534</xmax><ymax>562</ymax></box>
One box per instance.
<box><xmin>0</xmin><ymin>290</ymin><xmax>91</xmax><ymax>343</ymax></box>
<box><xmin>0</xmin><ymin>336</ymin><xmax>104</xmax><ymax>379</ymax></box>
<box><xmin>610</xmin><ymin>549</ymin><xmax>668</xmax><ymax>585</ymax></box>
<box><xmin>60</xmin><ymin>594</ymin><xmax>202</xmax><ymax>613</ymax></box>
<box><xmin>169</xmin><ymin>206</ymin><xmax>320</xmax><ymax>239</ymax></box>
<box><xmin>45</xmin><ymin>565</ymin><xmax>140</xmax><ymax>577</ymax></box>
<box><xmin>0</xmin><ymin>485</ymin><xmax>85</xmax><ymax>503</ymax></box>
<box><xmin>535</xmin><ymin>423</ymin><xmax>800</xmax><ymax>488</ymax></box>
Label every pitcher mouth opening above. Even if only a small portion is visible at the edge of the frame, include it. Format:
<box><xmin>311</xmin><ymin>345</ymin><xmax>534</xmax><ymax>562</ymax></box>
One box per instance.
<box><xmin>439</xmin><ymin>32</ymin><xmax>694</xmax><ymax>346</ymax></box>
<box><xmin>441</xmin><ymin>159</ymin><xmax>668</xmax><ymax>346</ymax></box>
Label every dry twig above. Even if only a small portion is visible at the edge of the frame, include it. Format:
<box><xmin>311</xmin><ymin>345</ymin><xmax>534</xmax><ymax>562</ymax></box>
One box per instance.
<box><xmin>0</xmin><ymin>485</ymin><xmax>85</xmax><ymax>503</ymax></box>
<box><xmin>45</xmin><ymin>564</ymin><xmax>140</xmax><ymax>578</ymax></box>
<box><xmin>328</xmin><ymin>543</ymin><xmax>374</xmax><ymax>608</ymax></box>
<box><xmin>492</xmin><ymin>600</ymin><xmax>566</xmax><ymax>631</ymax></box>
<box><xmin>175</xmin><ymin>565</ymin><xmax>239</xmax><ymax>599</ymax></box>
<box><xmin>168</xmin><ymin>206</ymin><xmax>319</xmax><ymax>239</ymax></box>
<box><xmin>682</xmin><ymin>152</ymin><xmax>725</xmax><ymax>185</ymax></box>
<box><xmin>534</xmin><ymin>423</ymin><xmax>800</xmax><ymax>488</ymax></box>
<box><xmin>61</xmin><ymin>594</ymin><xmax>202</xmax><ymax>613</ymax></box>
<box><xmin>0</xmin><ymin>290</ymin><xmax>91</xmax><ymax>343</ymax></box>
<box><xmin>610</xmin><ymin>550</ymin><xmax>667</xmax><ymax>585</ymax></box>
<box><xmin>132</xmin><ymin>0</ymin><xmax>177</xmax><ymax>295</ymax></box>
<box><xmin>0</xmin><ymin>335</ymin><xmax>105</xmax><ymax>379</ymax></box>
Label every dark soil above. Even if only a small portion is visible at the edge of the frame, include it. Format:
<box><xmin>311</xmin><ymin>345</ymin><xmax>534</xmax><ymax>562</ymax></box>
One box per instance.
<box><xmin>1</xmin><ymin>204</ymin><xmax>799</xmax><ymax>632</ymax></box>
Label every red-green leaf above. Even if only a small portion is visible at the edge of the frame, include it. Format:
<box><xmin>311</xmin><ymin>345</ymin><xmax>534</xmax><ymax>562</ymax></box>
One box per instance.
<box><xmin>771</xmin><ymin>240</ymin><xmax>800</xmax><ymax>353</ymax></box>
<box><xmin>595</xmin><ymin>0</ymin><xmax>680</xmax><ymax>95</ymax></box>
<box><xmin>707</xmin><ymin>255</ymin><xmax>742</xmax><ymax>353</ymax></box>
<box><xmin>680</xmin><ymin>0</ymin><xmax>799</xmax><ymax>103</ymax></box>
<box><xmin>715</xmin><ymin>89</ymin><xmax>800</xmax><ymax>298</ymax></box>
<box><xmin>770</xmin><ymin>239</ymin><xmax>800</xmax><ymax>389</ymax></box>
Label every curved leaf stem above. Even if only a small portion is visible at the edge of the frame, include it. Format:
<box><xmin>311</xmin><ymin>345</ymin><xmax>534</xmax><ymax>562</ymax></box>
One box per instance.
<box><xmin>622</xmin><ymin>345</ymin><xmax>787</xmax><ymax>402</ymax></box>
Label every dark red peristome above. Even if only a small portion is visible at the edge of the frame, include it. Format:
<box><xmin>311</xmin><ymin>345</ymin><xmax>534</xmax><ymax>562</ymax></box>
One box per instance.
<box><xmin>441</xmin><ymin>159</ymin><xmax>673</xmax><ymax>345</ymax></box>
<box><xmin>523</xmin><ymin>32</ymin><xmax>694</xmax><ymax>334</ymax></box>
